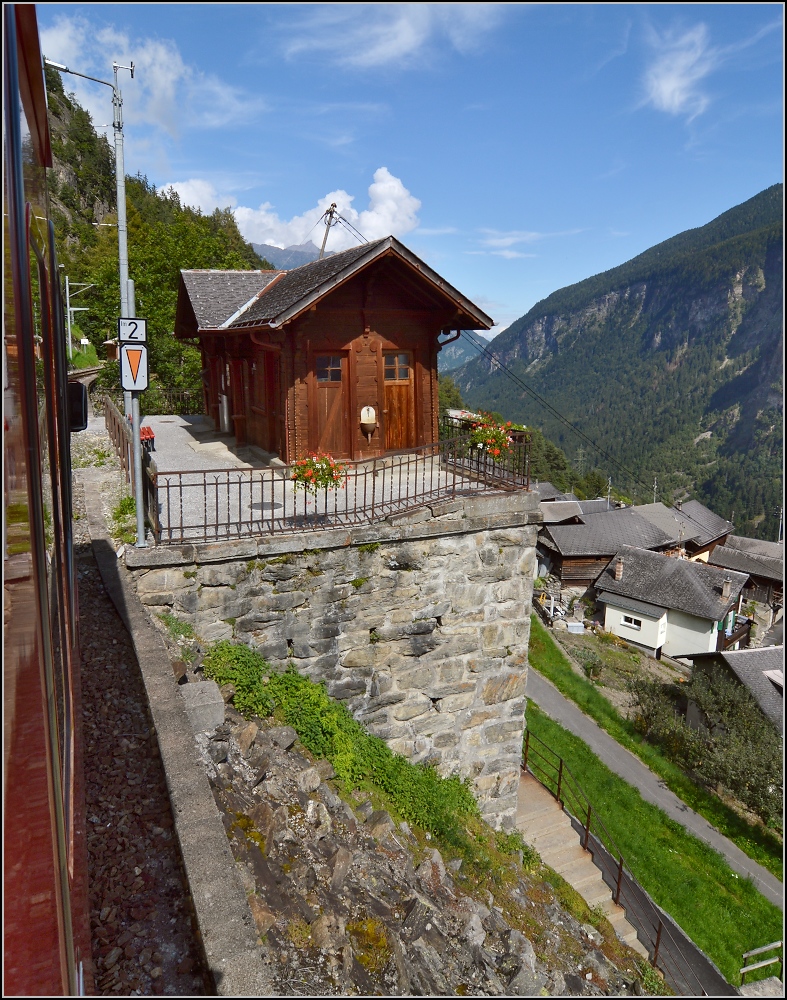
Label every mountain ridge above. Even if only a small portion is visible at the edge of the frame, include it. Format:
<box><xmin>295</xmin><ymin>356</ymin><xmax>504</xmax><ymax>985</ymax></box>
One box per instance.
<box><xmin>454</xmin><ymin>185</ymin><xmax>783</xmax><ymax>539</ymax></box>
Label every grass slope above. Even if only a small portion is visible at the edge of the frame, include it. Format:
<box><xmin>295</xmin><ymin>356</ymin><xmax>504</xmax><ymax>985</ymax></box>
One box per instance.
<box><xmin>526</xmin><ymin>703</ymin><xmax>783</xmax><ymax>987</ymax></box>
<box><xmin>527</xmin><ymin>615</ymin><xmax>782</xmax><ymax>880</ymax></box>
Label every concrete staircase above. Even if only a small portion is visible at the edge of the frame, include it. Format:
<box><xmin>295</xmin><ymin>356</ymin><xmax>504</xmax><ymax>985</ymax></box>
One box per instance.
<box><xmin>517</xmin><ymin>772</ymin><xmax>649</xmax><ymax>959</ymax></box>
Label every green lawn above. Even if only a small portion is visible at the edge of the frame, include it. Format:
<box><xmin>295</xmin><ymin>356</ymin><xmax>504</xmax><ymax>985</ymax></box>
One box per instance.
<box><xmin>528</xmin><ymin>615</ymin><xmax>783</xmax><ymax>880</ymax></box>
<box><xmin>526</xmin><ymin>703</ymin><xmax>783</xmax><ymax>987</ymax></box>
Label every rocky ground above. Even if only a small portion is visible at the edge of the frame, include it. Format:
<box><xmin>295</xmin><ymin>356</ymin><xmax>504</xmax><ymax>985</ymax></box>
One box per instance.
<box><xmin>72</xmin><ymin>422</ymin><xmax>655</xmax><ymax>997</ymax></box>
<box><xmin>182</xmin><ymin>700</ymin><xmax>652</xmax><ymax>997</ymax></box>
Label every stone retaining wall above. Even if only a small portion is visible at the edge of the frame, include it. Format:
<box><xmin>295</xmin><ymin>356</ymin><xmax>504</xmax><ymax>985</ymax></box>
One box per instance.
<box><xmin>125</xmin><ymin>492</ymin><xmax>541</xmax><ymax>829</ymax></box>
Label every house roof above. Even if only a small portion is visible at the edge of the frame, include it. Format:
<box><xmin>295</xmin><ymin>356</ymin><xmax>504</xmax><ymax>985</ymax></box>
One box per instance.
<box><xmin>534</xmin><ymin>481</ymin><xmax>568</xmax><ymax>502</ymax></box>
<box><xmin>539</xmin><ymin>500</ymin><xmax>584</xmax><ymax>524</ymax></box>
<box><xmin>689</xmin><ymin>647</ymin><xmax>784</xmax><ymax>730</ymax></box>
<box><xmin>723</xmin><ymin>534</ymin><xmax>784</xmax><ymax>560</ymax></box>
<box><xmin>634</xmin><ymin>501</ymin><xmax>732</xmax><ymax>548</ymax></box>
<box><xmin>597</xmin><ymin>591</ymin><xmax>666</xmax><ymax>620</ymax></box>
<box><xmin>179</xmin><ymin>270</ymin><xmax>283</xmax><ymax>331</ymax></box>
<box><xmin>595</xmin><ymin>546</ymin><xmax>748</xmax><ymax>621</ymax></box>
<box><xmin>708</xmin><ymin>545</ymin><xmax>783</xmax><ymax>584</ymax></box>
<box><xmin>177</xmin><ymin>236</ymin><xmax>494</xmax><ymax>336</ymax></box>
<box><xmin>542</xmin><ymin>508</ymin><xmax>678</xmax><ymax>558</ymax></box>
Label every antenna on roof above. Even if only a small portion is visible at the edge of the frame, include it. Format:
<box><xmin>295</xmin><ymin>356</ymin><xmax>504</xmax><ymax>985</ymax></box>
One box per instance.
<box><xmin>318</xmin><ymin>203</ymin><xmax>339</xmax><ymax>259</ymax></box>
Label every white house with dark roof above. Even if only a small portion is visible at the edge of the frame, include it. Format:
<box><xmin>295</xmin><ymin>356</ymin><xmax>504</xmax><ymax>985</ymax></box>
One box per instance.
<box><xmin>595</xmin><ymin>546</ymin><xmax>749</xmax><ymax>661</ymax></box>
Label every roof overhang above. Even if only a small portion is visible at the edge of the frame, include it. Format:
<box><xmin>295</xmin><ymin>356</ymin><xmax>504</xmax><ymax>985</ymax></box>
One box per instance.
<box><xmin>236</xmin><ymin>237</ymin><xmax>494</xmax><ymax>331</ymax></box>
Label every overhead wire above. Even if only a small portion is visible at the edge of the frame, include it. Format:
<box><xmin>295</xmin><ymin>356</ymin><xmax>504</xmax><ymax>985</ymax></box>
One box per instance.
<box><xmin>456</xmin><ymin>331</ymin><xmax>723</xmax><ymax>538</ymax></box>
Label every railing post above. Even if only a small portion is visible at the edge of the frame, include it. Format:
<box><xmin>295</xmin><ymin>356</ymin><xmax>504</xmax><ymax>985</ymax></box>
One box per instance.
<box><xmin>614</xmin><ymin>854</ymin><xmax>624</xmax><ymax>904</ymax></box>
<box><xmin>557</xmin><ymin>759</ymin><xmax>564</xmax><ymax>806</ymax></box>
<box><xmin>583</xmin><ymin>804</ymin><xmax>592</xmax><ymax>850</ymax></box>
<box><xmin>652</xmin><ymin>920</ymin><xmax>663</xmax><ymax>967</ymax></box>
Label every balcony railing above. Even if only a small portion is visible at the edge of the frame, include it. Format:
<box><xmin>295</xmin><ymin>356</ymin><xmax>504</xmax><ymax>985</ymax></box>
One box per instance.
<box><xmin>148</xmin><ymin>433</ymin><xmax>530</xmax><ymax>544</ymax></box>
<box><xmin>101</xmin><ymin>396</ymin><xmax>532</xmax><ymax>544</ymax></box>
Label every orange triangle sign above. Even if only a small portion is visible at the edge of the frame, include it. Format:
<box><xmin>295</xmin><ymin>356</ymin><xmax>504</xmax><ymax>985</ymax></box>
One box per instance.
<box><xmin>127</xmin><ymin>349</ymin><xmax>142</xmax><ymax>383</ymax></box>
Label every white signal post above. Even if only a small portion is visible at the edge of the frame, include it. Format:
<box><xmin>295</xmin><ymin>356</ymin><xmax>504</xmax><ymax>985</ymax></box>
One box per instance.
<box><xmin>119</xmin><ymin>317</ymin><xmax>148</xmax><ymax>547</ymax></box>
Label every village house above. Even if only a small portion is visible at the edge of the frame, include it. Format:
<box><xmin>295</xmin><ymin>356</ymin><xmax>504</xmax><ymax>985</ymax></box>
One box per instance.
<box><xmin>632</xmin><ymin>500</ymin><xmax>732</xmax><ymax>561</ymax></box>
<box><xmin>685</xmin><ymin>646</ymin><xmax>783</xmax><ymax>732</ymax></box>
<box><xmin>174</xmin><ymin>237</ymin><xmax>493</xmax><ymax>463</ymax></box>
<box><xmin>594</xmin><ymin>546</ymin><xmax>749</xmax><ymax>661</ymax></box>
<box><xmin>535</xmin><ymin>507</ymin><xmax>679</xmax><ymax>587</ymax></box>
<box><xmin>708</xmin><ymin>534</ymin><xmax>784</xmax><ymax>608</ymax></box>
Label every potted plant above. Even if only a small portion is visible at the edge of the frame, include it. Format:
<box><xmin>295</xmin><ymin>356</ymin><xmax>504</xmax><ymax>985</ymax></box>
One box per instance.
<box><xmin>290</xmin><ymin>454</ymin><xmax>345</xmax><ymax>494</ymax></box>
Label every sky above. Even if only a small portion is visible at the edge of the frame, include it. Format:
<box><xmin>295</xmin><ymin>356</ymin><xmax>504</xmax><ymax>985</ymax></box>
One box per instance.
<box><xmin>38</xmin><ymin>3</ymin><xmax>783</xmax><ymax>336</ymax></box>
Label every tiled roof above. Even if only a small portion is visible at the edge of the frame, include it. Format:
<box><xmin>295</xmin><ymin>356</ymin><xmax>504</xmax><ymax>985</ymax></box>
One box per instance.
<box><xmin>544</xmin><ymin>508</ymin><xmax>678</xmax><ymax>558</ymax></box>
<box><xmin>724</xmin><ymin>535</ymin><xmax>784</xmax><ymax>561</ymax></box>
<box><xmin>595</xmin><ymin>546</ymin><xmax>748</xmax><ymax>621</ymax></box>
<box><xmin>229</xmin><ymin>236</ymin><xmax>494</xmax><ymax>330</ymax></box>
<box><xmin>180</xmin><ymin>270</ymin><xmax>283</xmax><ymax>330</ymax></box>
<box><xmin>578</xmin><ymin>498</ymin><xmax>622</xmax><ymax>515</ymax></box>
<box><xmin>634</xmin><ymin>501</ymin><xmax>732</xmax><ymax>547</ymax></box>
<box><xmin>539</xmin><ymin>500</ymin><xmax>584</xmax><ymax>524</ymax></box>
<box><xmin>597</xmin><ymin>591</ymin><xmax>666</xmax><ymax>620</ymax></box>
<box><xmin>534</xmin><ymin>482</ymin><xmax>568</xmax><ymax>501</ymax></box>
<box><xmin>691</xmin><ymin>647</ymin><xmax>783</xmax><ymax>730</ymax></box>
<box><xmin>708</xmin><ymin>545</ymin><xmax>783</xmax><ymax>583</ymax></box>
<box><xmin>233</xmin><ymin>241</ymin><xmax>388</xmax><ymax>327</ymax></box>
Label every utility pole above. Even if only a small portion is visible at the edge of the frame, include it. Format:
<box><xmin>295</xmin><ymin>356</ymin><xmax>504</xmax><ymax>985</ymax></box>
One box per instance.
<box><xmin>44</xmin><ymin>56</ymin><xmax>135</xmax><ymax>412</ymax></box>
<box><xmin>318</xmin><ymin>203</ymin><xmax>338</xmax><ymax>259</ymax></box>
<box><xmin>45</xmin><ymin>56</ymin><xmax>145</xmax><ymax>546</ymax></box>
<box><xmin>777</xmin><ymin>507</ymin><xmax>783</xmax><ymax>544</ymax></box>
<box><xmin>653</xmin><ymin>477</ymin><xmax>658</xmax><ymax>505</ymax></box>
<box><xmin>607</xmin><ymin>477</ymin><xmax>612</xmax><ymax>510</ymax></box>
<box><xmin>63</xmin><ymin>276</ymin><xmax>93</xmax><ymax>359</ymax></box>
<box><xmin>576</xmin><ymin>446</ymin><xmax>586</xmax><ymax>477</ymax></box>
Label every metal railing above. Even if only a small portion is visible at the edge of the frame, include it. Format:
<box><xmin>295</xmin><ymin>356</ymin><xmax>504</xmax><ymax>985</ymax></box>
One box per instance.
<box><xmin>740</xmin><ymin>941</ymin><xmax>783</xmax><ymax>985</ymax></box>
<box><xmin>147</xmin><ymin>434</ymin><xmax>530</xmax><ymax>545</ymax></box>
<box><xmin>102</xmin><ymin>396</ymin><xmax>158</xmax><ymax>537</ymax></box>
<box><xmin>523</xmin><ymin>729</ymin><xmax>735</xmax><ymax>997</ymax></box>
<box><xmin>93</xmin><ymin>387</ymin><xmax>203</xmax><ymax>417</ymax></box>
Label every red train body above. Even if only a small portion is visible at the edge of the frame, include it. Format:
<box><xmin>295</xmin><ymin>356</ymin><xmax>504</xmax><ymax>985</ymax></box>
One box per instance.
<box><xmin>3</xmin><ymin>5</ymin><xmax>92</xmax><ymax>994</ymax></box>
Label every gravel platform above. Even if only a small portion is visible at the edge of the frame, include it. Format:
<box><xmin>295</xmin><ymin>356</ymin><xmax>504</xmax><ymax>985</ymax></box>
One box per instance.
<box><xmin>72</xmin><ymin>426</ymin><xmax>213</xmax><ymax>996</ymax></box>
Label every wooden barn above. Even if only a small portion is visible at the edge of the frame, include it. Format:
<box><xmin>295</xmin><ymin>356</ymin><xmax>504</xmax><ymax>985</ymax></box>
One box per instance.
<box><xmin>174</xmin><ymin>237</ymin><xmax>493</xmax><ymax>463</ymax></box>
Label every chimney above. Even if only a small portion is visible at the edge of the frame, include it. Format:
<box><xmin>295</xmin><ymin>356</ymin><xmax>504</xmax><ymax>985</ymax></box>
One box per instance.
<box><xmin>722</xmin><ymin>578</ymin><xmax>732</xmax><ymax>600</ymax></box>
<box><xmin>675</xmin><ymin>499</ymin><xmax>682</xmax><ymax>511</ymax></box>
<box><xmin>614</xmin><ymin>556</ymin><xmax>624</xmax><ymax>581</ymax></box>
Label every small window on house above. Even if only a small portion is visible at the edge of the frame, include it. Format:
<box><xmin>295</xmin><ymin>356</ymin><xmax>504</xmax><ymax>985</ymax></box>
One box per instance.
<box><xmin>622</xmin><ymin>615</ymin><xmax>642</xmax><ymax>630</ymax></box>
<box><xmin>384</xmin><ymin>352</ymin><xmax>410</xmax><ymax>381</ymax></box>
<box><xmin>316</xmin><ymin>356</ymin><xmax>343</xmax><ymax>382</ymax></box>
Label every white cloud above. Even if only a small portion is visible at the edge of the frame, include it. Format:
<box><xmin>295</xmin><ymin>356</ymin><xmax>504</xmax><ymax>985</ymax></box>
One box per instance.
<box><xmin>164</xmin><ymin>180</ymin><xmax>237</xmax><ymax>214</ymax></box>
<box><xmin>231</xmin><ymin>167</ymin><xmax>421</xmax><ymax>250</ymax></box>
<box><xmin>479</xmin><ymin>228</ymin><xmax>583</xmax><ymax>249</ymax></box>
<box><xmin>641</xmin><ymin>24</ymin><xmax>716</xmax><ymax>120</ymax></box>
<box><xmin>40</xmin><ymin>15</ymin><xmax>265</xmax><ymax>138</ymax></box>
<box><xmin>282</xmin><ymin>4</ymin><xmax>506</xmax><ymax>69</ymax></box>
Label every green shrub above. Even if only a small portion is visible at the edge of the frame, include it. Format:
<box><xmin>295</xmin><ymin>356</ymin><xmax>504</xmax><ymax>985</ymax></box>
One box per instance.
<box><xmin>202</xmin><ymin>641</ymin><xmax>479</xmax><ymax>843</ymax></box>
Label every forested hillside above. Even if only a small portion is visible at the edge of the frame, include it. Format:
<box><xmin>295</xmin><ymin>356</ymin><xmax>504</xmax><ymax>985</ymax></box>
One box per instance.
<box><xmin>454</xmin><ymin>186</ymin><xmax>783</xmax><ymax>539</ymax></box>
<box><xmin>45</xmin><ymin>67</ymin><xmax>271</xmax><ymax>390</ymax></box>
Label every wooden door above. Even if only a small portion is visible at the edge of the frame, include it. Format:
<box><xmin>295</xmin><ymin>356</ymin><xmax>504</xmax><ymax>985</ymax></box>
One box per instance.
<box><xmin>383</xmin><ymin>352</ymin><xmax>415</xmax><ymax>451</ymax></box>
<box><xmin>251</xmin><ymin>350</ymin><xmax>280</xmax><ymax>453</ymax></box>
<box><xmin>312</xmin><ymin>353</ymin><xmax>349</xmax><ymax>457</ymax></box>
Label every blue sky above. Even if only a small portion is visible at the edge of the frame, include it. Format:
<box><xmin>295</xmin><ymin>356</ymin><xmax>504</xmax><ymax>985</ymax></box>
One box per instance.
<box><xmin>39</xmin><ymin>3</ymin><xmax>783</xmax><ymax>335</ymax></box>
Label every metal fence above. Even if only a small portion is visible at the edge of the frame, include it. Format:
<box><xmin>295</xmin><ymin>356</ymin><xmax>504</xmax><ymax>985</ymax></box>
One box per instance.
<box><xmin>150</xmin><ymin>434</ymin><xmax>530</xmax><ymax>544</ymax></box>
<box><xmin>523</xmin><ymin>729</ymin><xmax>736</xmax><ymax>997</ymax></box>
<box><xmin>93</xmin><ymin>387</ymin><xmax>204</xmax><ymax>417</ymax></box>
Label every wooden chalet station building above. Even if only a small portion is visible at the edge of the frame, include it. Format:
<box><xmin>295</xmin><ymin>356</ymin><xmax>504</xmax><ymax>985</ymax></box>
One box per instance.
<box><xmin>174</xmin><ymin>237</ymin><xmax>493</xmax><ymax>463</ymax></box>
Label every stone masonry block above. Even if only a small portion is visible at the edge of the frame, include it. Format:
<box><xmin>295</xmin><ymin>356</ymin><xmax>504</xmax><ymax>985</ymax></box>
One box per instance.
<box><xmin>180</xmin><ymin>680</ymin><xmax>224</xmax><ymax>732</ymax></box>
<box><xmin>137</xmin><ymin>568</ymin><xmax>194</xmax><ymax>596</ymax></box>
<box><xmin>482</xmin><ymin>672</ymin><xmax>527</xmax><ymax>705</ymax></box>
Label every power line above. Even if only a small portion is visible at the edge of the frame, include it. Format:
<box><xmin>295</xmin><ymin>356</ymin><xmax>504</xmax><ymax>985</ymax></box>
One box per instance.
<box><xmin>458</xmin><ymin>331</ymin><xmax>652</xmax><ymax>498</ymax></box>
<box><xmin>456</xmin><ymin>331</ymin><xmax>727</xmax><ymax>540</ymax></box>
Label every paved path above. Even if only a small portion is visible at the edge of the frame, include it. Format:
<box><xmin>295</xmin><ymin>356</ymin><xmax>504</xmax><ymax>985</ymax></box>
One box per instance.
<box><xmin>525</xmin><ymin>667</ymin><xmax>784</xmax><ymax>910</ymax></box>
